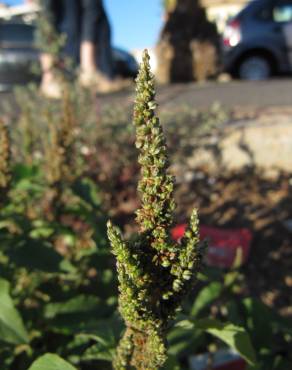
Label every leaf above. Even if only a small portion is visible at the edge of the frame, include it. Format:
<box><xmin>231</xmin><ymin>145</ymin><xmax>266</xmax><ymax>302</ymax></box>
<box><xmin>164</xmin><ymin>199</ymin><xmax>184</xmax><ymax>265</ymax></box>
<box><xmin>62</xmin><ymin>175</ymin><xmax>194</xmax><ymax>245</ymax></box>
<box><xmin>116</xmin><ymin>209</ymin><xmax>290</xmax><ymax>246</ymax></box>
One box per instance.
<box><xmin>29</xmin><ymin>225</ymin><xmax>54</xmax><ymax>239</ymax></box>
<box><xmin>191</xmin><ymin>282</ymin><xmax>223</xmax><ymax>317</ymax></box>
<box><xmin>80</xmin><ymin>321</ymin><xmax>122</xmax><ymax>362</ymax></box>
<box><xmin>59</xmin><ymin>258</ymin><xmax>77</xmax><ymax>274</ymax></box>
<box><xmin>175</xmin><ymin>320</ymin><xmax>194</xmax><ymax>330</ymax></box>
<box><xmin>83</xmin><ymin>342</ymin><xmax>115</xmax><ymax>362</ymax></box>
<box><xmin>196</xmin><ymin>318</ymin><xmax>257</xmax><ymax>366</ymax></box>
<box><xmin>242</xmin><ymin>298</ymin><xmax>292</xmax><ymax>351</ymax></box>
<box><xmin>7</xmin><ymin>239</ymin><xmax>63</xmax><ymax>273</ymax></box>
<box><xmin>72</xmin><ymin>178</ymin><xmax>102</xmax><ymax>208</ymax></box>
<box><xmin>168</xmin><ymin>325</ymin><xmax>205</xmax><ymax>358</ymax></box>
<box><xmin>28</xmin><ymin>353</ymin><xmax>77</xmax><ymax>370</ymax></box>
<box><xmin>67</xmin><ymin>318</ymin><xmax>121</xmax><ymax>362</ymax></box>
<box><xmin>0</xmin><ymin>278</ymin><xmax>29</xmax><ymax>345</ymax></box>
<box><xmin>77</xmin><ymin>323</ymin><xmax>118</xmax><ymax>347</ymax></box>
<box><xmin>163</xmin><ymin>354</ymin><xmax>181</xmax><ymax>370</ymax></box>
<box><xmin>49</xmin><ymin>312</ymin><xmax>121</xmax><ymax>336</ymax></box>
<box><xmin>12</xmin><ymin>164</ymin><xmax>43</xmax><ymax>194</ymax></box>
<box><xmin>12</xmin><ymin>164</ymin><xmax>40</xmax><ymax>183</ymax></box>
<box><xmin>44</xmin><ymin>295</ymin><xmax>102</xmax><ymax>319</ymax></box>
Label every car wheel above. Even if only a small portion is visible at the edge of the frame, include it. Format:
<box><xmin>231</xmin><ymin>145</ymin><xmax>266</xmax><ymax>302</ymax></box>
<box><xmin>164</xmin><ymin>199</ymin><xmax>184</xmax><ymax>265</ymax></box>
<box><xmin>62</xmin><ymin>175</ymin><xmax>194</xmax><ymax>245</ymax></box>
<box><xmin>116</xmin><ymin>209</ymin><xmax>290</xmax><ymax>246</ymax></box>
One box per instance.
<box><xmin>238</xmin><ymin>55</ymin><xmax>272</xmax><ymax>80</ymax></box>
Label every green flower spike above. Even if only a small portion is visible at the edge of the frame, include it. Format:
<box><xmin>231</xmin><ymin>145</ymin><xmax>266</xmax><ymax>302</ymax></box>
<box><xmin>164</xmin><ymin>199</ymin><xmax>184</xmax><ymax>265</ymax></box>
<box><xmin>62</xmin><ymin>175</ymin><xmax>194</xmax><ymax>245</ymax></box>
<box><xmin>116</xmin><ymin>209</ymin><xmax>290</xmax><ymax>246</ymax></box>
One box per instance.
<box><xmin>0</xmin><ymin>120</ymin><xmax>11</xmax><ymax>204</ymax></box>
<box><xmin>107</xmin><ymin>50</ymin><xmax>203</xmax><ymax>370</ymax></box>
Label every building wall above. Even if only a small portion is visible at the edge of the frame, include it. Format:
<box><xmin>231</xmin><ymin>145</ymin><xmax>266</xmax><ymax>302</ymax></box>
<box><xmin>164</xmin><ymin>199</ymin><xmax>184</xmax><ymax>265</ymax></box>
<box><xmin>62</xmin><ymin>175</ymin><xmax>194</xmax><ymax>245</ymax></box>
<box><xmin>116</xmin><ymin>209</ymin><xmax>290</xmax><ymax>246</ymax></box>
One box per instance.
<box><xmin>201</xmin><ymin>0</ymin><xmax>250</xmax><ymax>33</ymax></box>
<box><xmin>0</xmin><ymin>2</ymin><xmax>39</xmax><ymax>21</ymax></box>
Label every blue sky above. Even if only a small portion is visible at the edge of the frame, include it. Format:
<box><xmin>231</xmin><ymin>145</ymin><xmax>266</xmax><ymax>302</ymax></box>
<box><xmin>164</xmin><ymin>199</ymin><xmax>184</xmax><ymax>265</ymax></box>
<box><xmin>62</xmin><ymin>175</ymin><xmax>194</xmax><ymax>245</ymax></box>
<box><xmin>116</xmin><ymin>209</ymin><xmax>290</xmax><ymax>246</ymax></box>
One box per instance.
<box><xmin>2</xmin><ymin>0</ymin><xmax>20</xmax><ymax>4</ymax></box>
<box><xmin>106</xmin><ymin>0</ymin><xmax>163</xmax><ymax>50</ymax></box>
<box><xmin>3</xmin><ymin>0</ymin><xmax>163</xmax><ymax>50</ymax></box>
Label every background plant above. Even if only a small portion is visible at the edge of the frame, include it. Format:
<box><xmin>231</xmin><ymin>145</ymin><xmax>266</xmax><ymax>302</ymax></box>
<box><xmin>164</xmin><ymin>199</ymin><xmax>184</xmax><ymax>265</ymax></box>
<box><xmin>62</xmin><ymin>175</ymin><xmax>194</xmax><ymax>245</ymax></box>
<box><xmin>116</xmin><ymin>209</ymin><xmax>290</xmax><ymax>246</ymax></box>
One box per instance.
<box><xmin>0</xmin><ymin>84</ymin><xmax>118</xmax><ymax>370</ymax></box>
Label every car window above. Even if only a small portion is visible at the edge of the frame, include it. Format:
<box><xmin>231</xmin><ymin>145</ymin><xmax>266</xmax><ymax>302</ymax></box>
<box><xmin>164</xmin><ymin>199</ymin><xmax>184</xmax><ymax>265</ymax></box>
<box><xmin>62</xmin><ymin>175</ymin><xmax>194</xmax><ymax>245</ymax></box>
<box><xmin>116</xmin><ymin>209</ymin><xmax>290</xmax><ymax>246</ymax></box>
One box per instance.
<box><xmin>257</xmin><ymin>7</ymin><xmax>273</xmax><ymax>21</ymax></box>
<box><xmin>273</xmin><ymin>1</ymin><xmax>292</xmax><ymax>22</ymax></box>
<box><xmin>255</xmin><ymin>0</ymin><xmax>275</xmax><ymax>22</ymax></box>
<box><xmin>0</xmin><ymin>23</ymin><xmax>35</xmax><ymax>46</ymax></box>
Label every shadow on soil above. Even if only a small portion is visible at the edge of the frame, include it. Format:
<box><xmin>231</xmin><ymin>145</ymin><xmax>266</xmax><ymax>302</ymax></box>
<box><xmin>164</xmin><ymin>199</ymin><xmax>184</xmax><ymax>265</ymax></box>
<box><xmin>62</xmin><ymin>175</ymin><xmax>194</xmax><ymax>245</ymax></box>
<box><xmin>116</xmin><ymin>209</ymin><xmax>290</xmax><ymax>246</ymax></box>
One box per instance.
<box><xmin>175</xmin><ymin>167</ymin><xmax>292</xmax><ymax>316</ymax></box>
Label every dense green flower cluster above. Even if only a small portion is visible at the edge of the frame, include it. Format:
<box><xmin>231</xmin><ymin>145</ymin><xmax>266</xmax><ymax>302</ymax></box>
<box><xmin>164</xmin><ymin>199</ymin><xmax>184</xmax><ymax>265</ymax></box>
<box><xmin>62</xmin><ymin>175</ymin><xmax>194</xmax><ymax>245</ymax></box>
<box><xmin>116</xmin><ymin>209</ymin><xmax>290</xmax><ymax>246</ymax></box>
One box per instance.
<box><xmin>45</xmin><ymin>87</ymin><xmax>76</xmax><ymax>186</ymax></box>
<box><xmin>107</xmin><ymin>50</ymin><xmax>203</xmax><ymax>369</ymax></box>
<box><xmin>42</xmin><ymin>86</ymin><xmax>77</xmax><ymax>221</ymax></box>
<box><xmin>0</xmin><ymin>120</ymin><xmax>11</xmax><ymax>204</ymax></box>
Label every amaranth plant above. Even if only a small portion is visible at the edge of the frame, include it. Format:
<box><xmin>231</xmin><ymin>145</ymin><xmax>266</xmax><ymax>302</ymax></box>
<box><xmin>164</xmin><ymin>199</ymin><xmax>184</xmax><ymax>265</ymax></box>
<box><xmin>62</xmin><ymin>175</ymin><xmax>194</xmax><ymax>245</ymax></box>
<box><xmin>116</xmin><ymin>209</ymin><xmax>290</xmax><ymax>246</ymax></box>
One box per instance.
<box><xmin>107</xmin><ymin>50</ymin><xmax>203</xmax><ymax>370</ymax></box>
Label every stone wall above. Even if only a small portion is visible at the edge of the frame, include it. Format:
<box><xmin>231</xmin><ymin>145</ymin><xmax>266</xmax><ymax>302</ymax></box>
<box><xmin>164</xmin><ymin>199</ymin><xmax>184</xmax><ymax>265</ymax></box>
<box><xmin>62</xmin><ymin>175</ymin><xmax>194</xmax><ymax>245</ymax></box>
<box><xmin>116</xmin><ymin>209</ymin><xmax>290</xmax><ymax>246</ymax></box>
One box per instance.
<box><xmin>185</xmin><ymin>114</ymin><xmax>292</xmax><ymax>178</ymax></box>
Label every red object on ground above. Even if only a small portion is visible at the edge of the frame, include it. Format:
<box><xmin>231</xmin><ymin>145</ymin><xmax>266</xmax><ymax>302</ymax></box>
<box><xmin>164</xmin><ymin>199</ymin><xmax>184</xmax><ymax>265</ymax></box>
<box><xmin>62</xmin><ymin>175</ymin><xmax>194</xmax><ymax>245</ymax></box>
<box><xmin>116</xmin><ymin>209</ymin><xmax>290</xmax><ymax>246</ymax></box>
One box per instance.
<box><xmin>189</xmin><ymin>350</ymin><xmax>246</xmax><ymax>370</ymax></box>
<box><xmin>171</xmin><ymin>224</ymin><xmax>252</xmax><ymax>268</ymax></box>
<box><xmin>214</xmin><ymin>358</ymin><xmax>246</xmax><ymax>370</ymax></box>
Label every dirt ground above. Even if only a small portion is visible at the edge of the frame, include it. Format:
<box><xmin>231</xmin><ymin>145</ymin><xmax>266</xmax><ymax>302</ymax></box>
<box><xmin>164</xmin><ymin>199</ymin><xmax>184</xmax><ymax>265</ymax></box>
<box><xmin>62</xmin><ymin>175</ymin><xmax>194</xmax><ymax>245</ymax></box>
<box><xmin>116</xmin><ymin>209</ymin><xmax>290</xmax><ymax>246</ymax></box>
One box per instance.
<box><xmin>176</xmin><ymin>168</ymin><xmax>292</xmax><ymax>316</ymax></box>
<box><xmin>173</xmin><ymin>105</ymin><xmax>292</xmax><ymax>317</ymax></box>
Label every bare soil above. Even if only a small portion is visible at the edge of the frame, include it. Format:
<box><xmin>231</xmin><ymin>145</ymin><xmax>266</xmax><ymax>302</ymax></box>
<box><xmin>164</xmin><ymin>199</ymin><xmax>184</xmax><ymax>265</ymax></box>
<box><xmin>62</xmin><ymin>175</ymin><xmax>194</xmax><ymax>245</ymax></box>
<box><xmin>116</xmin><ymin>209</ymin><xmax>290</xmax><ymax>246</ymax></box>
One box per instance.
<box><xmin>176</xmin><ymin>168</ymin><xmax>292</xmax><ymax>316</ymax></box>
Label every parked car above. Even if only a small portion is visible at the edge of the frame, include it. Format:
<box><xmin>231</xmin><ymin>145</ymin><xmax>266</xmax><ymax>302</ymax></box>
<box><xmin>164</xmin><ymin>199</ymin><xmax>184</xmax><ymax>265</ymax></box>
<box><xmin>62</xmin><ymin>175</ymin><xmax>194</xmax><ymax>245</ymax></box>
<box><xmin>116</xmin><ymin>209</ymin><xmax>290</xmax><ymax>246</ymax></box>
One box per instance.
<box><xmin>0</xmin><ymin>20</ymin><xmax>138</xmax><ymax>90</ymax></box>
<box><xmin>222</xmin><ymin>0</ymin><xmax>292</xmax><ymax>80</ymax></box>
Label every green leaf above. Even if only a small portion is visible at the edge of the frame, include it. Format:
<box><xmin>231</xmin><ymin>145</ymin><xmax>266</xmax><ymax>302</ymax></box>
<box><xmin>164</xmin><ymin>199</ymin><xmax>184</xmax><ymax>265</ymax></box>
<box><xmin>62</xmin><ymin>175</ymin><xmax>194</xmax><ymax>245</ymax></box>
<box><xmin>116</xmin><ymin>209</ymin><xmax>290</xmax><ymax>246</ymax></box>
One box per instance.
<box><xmin>28</xmin><ymin>353</ymin><xmax>77</xmax><ymax>370</ymax></box>
<box><xmin>168</xmin><ymin>324</ymin><xmax>205</xmax><ymax>357</ymax></box>
<box><xmin>83</xmin><ymin>342</ymin><xmax>115</xmax><ymax>362</ymax></box>
<box><xmin>49</xmin><ymin>311</ymin><xmax>121</xmax><ymax>336</ymax></box>
<box><xmin>66</xmin><ymin>318</ymin><xmax>121</xmax><ymax>363</ymax></box>
<box><xmin>191</xmin><ymin>282</ymin><xmax>223</xmax><ymax>317</ymax></box>
<box><xmin>242</xmin><ymin>298</ymin><xmax>292</xmax><ymax>352</ymax></box>
<box><xmin>175</xmin><ymin>319</ymin><xmax>194</xmax><ymax>330</ymax></box>
<box><xmin>12</xmin><ymin>164</ymin><xmax>40</xmax><ymax>182</ymax></box>
<box><xmin>7</xmin><ymin>239</ymin><xmax>63</xmax><ymax>273</ymax></box>
<box><xmin>163</xmin><ymin>354</ymin><xmax>181</xmax><ymax>370</ymax></box>
<box><xmin>29</xmin><ymin>224</ymin><xmax>54</xmax><ymax>239</ymax></box>
<box><xmin>0</xmin><ymin>278</ymin><xmax>29</xmax><ymax>345</ymax></box>
<box><xmin>44</xmin><ymin>295</ymin><xmax>102</xmax><ymax>319</ymax></box>
<box><xmin>72</xmin><ymin>178</ymin><xmax>102</xmax><ymax>208</ymax></box>
<box><xmin>196</xmin><ymin>318</ymin><xmax>257</xmax><ymax>366</ymax></box>
<box><xmin>80</xmin><ymin>321</ymin><xmax>122</xmax><ymax>362</ymax></box>
<box><xmin>77</xmin><ymin>324</ymin><xmax>117</xmax><ymax>348</ymax></box>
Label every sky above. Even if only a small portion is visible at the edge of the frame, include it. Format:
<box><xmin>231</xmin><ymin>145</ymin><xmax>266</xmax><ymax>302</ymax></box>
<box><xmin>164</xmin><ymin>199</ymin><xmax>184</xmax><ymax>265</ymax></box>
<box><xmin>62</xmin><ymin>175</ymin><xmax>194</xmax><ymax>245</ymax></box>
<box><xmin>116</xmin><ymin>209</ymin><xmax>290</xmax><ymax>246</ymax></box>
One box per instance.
<box><xmin>2</xmin><ymin>0</ymin><xmax>163</xmax><ymax>50</ymax></box>
<box><xmin>106</xmin><ymin>0</ymin><xmax>163</xmax><ymax>50</ymax></box>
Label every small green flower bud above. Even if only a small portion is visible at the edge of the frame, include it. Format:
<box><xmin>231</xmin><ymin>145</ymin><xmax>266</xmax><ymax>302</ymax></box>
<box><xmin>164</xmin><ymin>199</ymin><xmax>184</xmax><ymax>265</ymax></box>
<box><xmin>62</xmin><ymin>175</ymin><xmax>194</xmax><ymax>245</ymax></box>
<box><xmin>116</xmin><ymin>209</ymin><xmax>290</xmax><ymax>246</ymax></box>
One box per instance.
<box><xmin>148</xmin><ymin>101</ymin><xmax>157</xmax><ymax>110</ymax></box>
<box><xmin>183</xmin><ymin>270</ymin><xmax>192</xmax><ymax>281</ymax></box>
<box><xmin>161</xmin><ymin>259</ymin><xmax>171</xmax><ymax>268</ymax></box>
<box><xmin>173</xmin><ymin>279</ymin><xmax>183</xmax><ymax>292</ymax></box>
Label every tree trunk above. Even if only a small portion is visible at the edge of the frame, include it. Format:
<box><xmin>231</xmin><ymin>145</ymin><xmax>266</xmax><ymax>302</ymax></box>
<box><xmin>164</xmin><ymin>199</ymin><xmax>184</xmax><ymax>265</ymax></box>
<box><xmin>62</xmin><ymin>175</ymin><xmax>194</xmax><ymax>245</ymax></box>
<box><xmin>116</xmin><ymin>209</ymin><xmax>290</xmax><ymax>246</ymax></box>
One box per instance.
<box><xmin>156</xmin><ymin>0</ymin><xmax>219</xmax><ymax>83</ymax></box>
